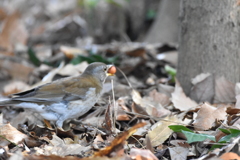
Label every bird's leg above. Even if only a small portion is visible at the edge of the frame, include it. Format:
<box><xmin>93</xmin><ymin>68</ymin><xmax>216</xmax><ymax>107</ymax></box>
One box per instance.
<box><xmin>56</xmin><ymin>119</ymin><xmax>64</xmax><ymax>129</ymax></box>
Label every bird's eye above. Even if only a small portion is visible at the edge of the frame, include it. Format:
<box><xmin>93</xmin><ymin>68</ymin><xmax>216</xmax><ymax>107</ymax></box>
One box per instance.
<box><xmin>104</xmin><ymin>67</ymin><xmax>107</xmax><ymax>71</ymax></box>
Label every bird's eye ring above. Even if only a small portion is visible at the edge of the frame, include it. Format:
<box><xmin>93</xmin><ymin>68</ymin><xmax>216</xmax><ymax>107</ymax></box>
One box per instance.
<box><xmin>104</xmin><ymin>67</ymin><xmax>107</xmax><ymax>71</ymax></box>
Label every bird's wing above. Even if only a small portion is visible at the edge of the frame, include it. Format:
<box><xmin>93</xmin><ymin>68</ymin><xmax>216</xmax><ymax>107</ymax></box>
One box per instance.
<box><xmin>12</xmin><ymin>75</ymin><xmax>101</xmax><ymax>102</ymax></box>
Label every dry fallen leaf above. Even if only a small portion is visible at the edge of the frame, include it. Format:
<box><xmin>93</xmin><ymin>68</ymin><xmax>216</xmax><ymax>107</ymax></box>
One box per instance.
<box><xmin>169</xmin><ymin>146</ymin><xmax>189</xmax><ymax>160</ymax></box>
<box><xmin>60</xmin><ymin>46</ymin><xmax>87</xmax><ymax>59</ymax></box>
<box><xmin>0</xmin><ymin>60</ymin><xmax>34</xmax><ymax>82</ymax></box>
<box><xmin>0</xmin><ymin>123</ymin><xmax>28</xmax><ymax>146</ymax></box>
<box><xmin>148</xmin><ymin>89</ymin><xmax>171</xmax><ymax>107</ymax></box>
<box><xmin>129</xmin><ymin>148</ymin><xmax>158</xmax><ymax>160</ymax></box>
<box><xmin>116</xmin><ymin>109</ymin><xmax>130</xmax><ymax>121</ymax></box>
<box><xmin>190</xmin><ymin>73</ymin><xmax>214</xmax><ymax>103</ymax></box>
<box><xmin>214</xmin><ymin>76</ymin><xmax>235</xmax><ymax>103</ymax></box>
<box><xmin>193</xmin><ymin>103</ymin><xmax>227</xmax><ymax>131</ymax></box>
<box><xmin>148</xmin><ymin>116</ymin><xmax>180</xmax><ymax>147</ymax></box>
<box><xmin>57</xmin><ymin>62</ymin><xmax>88</xmax><ymax>77</ymax></box>
<box><xmin>104</xmin><ymin>104</ymin><xmax>114</xmax><ymax>133</ymax></box>
<box><xmin>132</xmin><ymin>90</ymin><xmax>170</xmax><ymax>118</ymax></box>
<box><xmin>2</xmin><ymin>81</ymin><xmax>30</xmax><ymax>96</ymax></box>
<box><xmin>158</xmin><ymin>84</ymin><xmax>174</xmax><ymax>97</ymax></box>
<box><xmin>220</xmin><ymin>152</ymin><xmax>240</xmax><ymax>160</ymax></box>
<box><xmin>171</xmin><ymin>80</ymin><xmax>198</xmax><ymax>111</ymax></box>
<box><xmin>125</xmin><ymin>47</ymin><xmax>146</xmax><ymax>57</ymax></box>
<box><xmin>38</xmin><ymin>134</ymin><xmax>90</xmax><ymax>156</ymax></box>
<box><xmin>93</xmin><ymin>134</ymin><xmax>104</xmax><ymax>146</ymax></box>
<box><xmin>94</xmin><ymin>122</ymin><xmax>146</xmax><ymax>157</ymax></box>
<box><xmin>0</xmin><ymin>11</ymin><xmax>28</xmax><ymax>55</ymax></box>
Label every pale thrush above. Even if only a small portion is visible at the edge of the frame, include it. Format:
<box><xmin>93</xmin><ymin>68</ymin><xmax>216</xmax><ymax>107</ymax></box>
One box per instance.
<box><xmin>0</xmin><ymin>62</ymin><xmax>116</xmax><ymax>128</ymax></box>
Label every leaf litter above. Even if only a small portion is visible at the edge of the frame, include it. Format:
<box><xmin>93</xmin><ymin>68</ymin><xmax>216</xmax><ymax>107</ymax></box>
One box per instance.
<box><xmin>0</xmin><ymin>2</ymin><xmax>239</xmax><ymax>160</ymax></box>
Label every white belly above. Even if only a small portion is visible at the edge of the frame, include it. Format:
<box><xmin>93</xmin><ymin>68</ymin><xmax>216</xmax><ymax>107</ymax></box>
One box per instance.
<box><xmin>15</xmin><ymin>88</ymin><xmax>100</xmax><ymax>122</ymax></box>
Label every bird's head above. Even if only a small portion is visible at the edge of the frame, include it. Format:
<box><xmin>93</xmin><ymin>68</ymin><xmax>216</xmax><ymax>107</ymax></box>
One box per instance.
<box><xmin>83</xmin><ymin>62</ymin><xmax>116</xmax><ymax>83</ymax></box>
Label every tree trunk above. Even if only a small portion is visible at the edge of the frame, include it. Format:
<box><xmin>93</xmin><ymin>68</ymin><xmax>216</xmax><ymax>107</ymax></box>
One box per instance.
<box><xmin>177</xmin><ymin>0</ymin><xmax>240</xmax><ymax>95</ymax></box>
<box><xmin>144</xmin><ymin>0</ymin><xmax>180</xmax><ymax>44</ymax></box>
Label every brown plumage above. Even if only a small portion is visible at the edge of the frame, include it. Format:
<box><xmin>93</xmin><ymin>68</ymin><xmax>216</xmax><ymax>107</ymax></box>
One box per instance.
<box><xmin>0</xmin><ymin>62</ymin><xmax>116</xmax><ymax>128</ymax></box>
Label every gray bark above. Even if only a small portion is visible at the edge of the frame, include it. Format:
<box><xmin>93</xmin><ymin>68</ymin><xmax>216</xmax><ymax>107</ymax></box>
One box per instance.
<box><xmin>145</xmin><ymin>0</ymin><xmax>180</xmax><ymax>44</ymax></box>
<box><xmin>177</xmin><ymin>0</ymin><xmax>240</xmax><ymax>95</ymax></box>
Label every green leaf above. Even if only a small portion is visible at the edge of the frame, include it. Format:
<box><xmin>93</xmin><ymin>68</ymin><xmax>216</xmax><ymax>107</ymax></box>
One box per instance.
<box><xmin>219</xmin><ymin>128</ymin><xmax>231</xmax><ymax>134</ymax></box>
<box><xmin>27</xmin><ymin>48</ymin><xmax>41</xmax><ymax>66</ymax></box>
<box><xmin>210</xmin><ymin>143</ymin><xmax>226</xmax><ymax>150</ymax></box>
<box><xmin>182</xmin><ymin>130</ymin><xmax>216</xmax><ymax>143</ymax></box>
<box><xmin>165</xmin><ymin>65</ymin><xmax>176</xmax><ymax>76</ymax></box>
<box><xmin>219</xmin><ymin>129</ymin><xmax>240</xmax><ymax>143</ymax></box>
<box><xmin>146</xmin><ymin>9</ymin><xmax>156</xmax><ymax>19</ymax></box>
<box><xmin>165</xmin><ymin>65</ymin><xmax>176</xmax><ymax>83</ymax></box>
<box><xmin>70</xmin><ymin>54</ymin><xmax>118</xmax><ymax>65</ymax></box>
<box><xmin>168</xmin><ymin>125</ymin><xmax>193</xmax><ymax>133</ymax></box>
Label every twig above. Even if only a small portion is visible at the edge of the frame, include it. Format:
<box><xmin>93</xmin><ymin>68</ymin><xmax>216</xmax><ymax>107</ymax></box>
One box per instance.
<box><xmin>111</xmin><ymin>79</ymin><xmax>117</xmax><ymax>134</ymax></box>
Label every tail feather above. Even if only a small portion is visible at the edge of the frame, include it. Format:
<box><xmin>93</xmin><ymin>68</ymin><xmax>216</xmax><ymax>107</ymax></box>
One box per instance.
<box><xmin>0</xmin><ymin>98</ymin><xmax>18</xmax><ymax>106</ymax></box>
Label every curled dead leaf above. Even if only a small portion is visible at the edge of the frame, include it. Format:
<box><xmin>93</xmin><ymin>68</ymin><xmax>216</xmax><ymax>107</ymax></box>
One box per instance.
<box><xmin>171</xmin><ymin>80</ymin><xmax>198</xmax><ymax>111</ymax></box>
<box><xmin>94</xmin><ymin>122</ymin><xmax>146</xmax><ymax>157</ymax></box>
<box><xmin>148</xmin><ymin>116</ymin><xmax>180</xmax><ymax>147</ymax></box>
<box><xmin>193</xmin><ymin>103</ymin><xmax>227</xmax><ymax>131</ymax></box>
<box><xmin>214</xmin><ymin>76</ymin><xmax>235</xmax><ymax>103</ymax></box>
<box><xmin>130</xmin><ymin>148</ymin><xmax>158</xmax><ymax>160</ymax></box>
<box><xmin>2</xmin><ymin>81</ymin><xmax>30</xmax><ymax>96</ymax></box>
<box><xmin>0</xmin><ymin>123</ymin><xmax>28</xmax><ymax>146</ymax></box>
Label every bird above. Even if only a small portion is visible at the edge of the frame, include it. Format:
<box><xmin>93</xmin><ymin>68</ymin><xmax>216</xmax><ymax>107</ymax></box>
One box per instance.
<box><xmin>0</xmin><ymin>62</ymin><xmax>116</xmax><ymax>128</ymax></box>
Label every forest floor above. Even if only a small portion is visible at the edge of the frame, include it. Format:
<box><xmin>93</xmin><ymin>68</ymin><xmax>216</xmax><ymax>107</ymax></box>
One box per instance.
<box><xmin>0</xmin><ymin>1</ymin><xmax>239</xmax><ymax>160</ymax></box>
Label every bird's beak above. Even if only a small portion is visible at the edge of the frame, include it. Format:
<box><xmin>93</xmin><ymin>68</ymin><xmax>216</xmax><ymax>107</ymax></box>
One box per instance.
<box><xmin>106</xmin><ymin>65</ymin><xmax>116</xmax><ymax>76</ymax></box>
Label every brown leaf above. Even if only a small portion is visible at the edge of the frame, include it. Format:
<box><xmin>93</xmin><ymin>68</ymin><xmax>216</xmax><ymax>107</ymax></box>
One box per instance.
<box><xmin>25</xmin><ymin>154</ymin><xmax>86</xmax><ymax>160</ymax></box>
<box><xmin>0</xmin><ymin>7</ymin><xmax>7</xmax><ymax>21</ymax></box>
<box><xmin>132</xmin><ymin>102</ymin><xmax>149</xmax><ymax>117</ymax></box>
<box><xmin>2</xmin><ymin>81</ymin><xmax>30</xmax><ymax>96</ymax></box>
<box><xmin>0</xmin><ymin>11</ymin><xmax>28</xmax><ymax>55</ymax></box>
<box><xmin>0</xmin><ymin>123</ymin><xmax>28</xmax><ymax>146</ymax></box>
<box><xmin>157</xmin><ymin>84</ymin><xmax>174</xmax><ymax>97</ymax></box>
<box><xmin>57</xmin><ymin>62</ymin><xmax>88</xmax><ymax>77</ymax></box>
<box><xmin>60</xmin><ymin>46</ymin><xmax>87</xmax><ymax>59</ymax></box>
<box><xmin>226</xmin><ymin>107</ymin><xmax>240</xmax><ymax>114</ymax></box>
<box><xmin>129</xmin><ymin>148</ymin><xmax>158</xmax><ymax>160</ymax></box>
<box><xmin>145</xmin><ymin>135</ymin><xmax>154</xmax><ymax>153</ymax></box>
<box><xmin>170</xmin><ymin>140</ymin><xmax>190</xmax><ymax>148</ymax></box>
<box><xmin>40</xmin><ymin>134</ymin><xmax>90</xmax><ymax>156</ymax></box>
<box><xmin>190</xmin><ymin>73</ymin><xmax>214</xmax><ymax>103</ymax></box>
<box><xmin>193</xmin><ymin>103</ymin><xmax>227</xmax><ymax>131</ymax></box>
<box><xmin>104</xmin><ymin>104</ymin><xmax>113</xmax><ymax>133</ymax></box>
<box><xmin>148</xmin><ymin>116</ymin><xmax>180</xmax><ymax>147</ymax></box>
<box><xmin>214</xmin><ymin>76</ymin><xmax>235</xmax><ymax>103</ymax></box>
<box><xmin>220</xmin><ymin>152</ymin><xmax>240</xmax><ymax>160</ymax></box>
<box><xmin>0</xmin><ymin>60</ymin><xmax>34</xmax><ymax>82</ymax></box>
<box><xmin>148</xmin><ymin>89</ymin><xmax>170</xmax><ymax>107</ymax></box>
<box><xmin>125</xmin><ymin>47</ymin><xmax>146</xmax><ymax>57</ymax></box>
<box><xmin>171</xmin><ymin>80</ymin><xmax>198</xmax><ymax>111</ymax></box>
<box><xmin>169</xmin><ymin>147</ymin><xmax>189</xmax><ymax>160</ymax></box>
<box><xmin>236</xmin><ymin>0</ymin><xmax>240</xmax><ymax>6</ymax></box>
<box><xmin>93</xmin><ymin>134</ymin><xmax>104</xmax><ymax>145</ymax></box>
<box><xmin>132</xmin><ymin>90</ymin><xmax>171</xmax><ymax>118</ymax></box>
<box><xmin>94</xmin><ymin>122</ymin><xmax>146</xmax><ymax>157</ymax></box>
<box><xmin>116</xmin><ymin>109</ymin><xmax>130</xmax><ymax>121</ymax></box>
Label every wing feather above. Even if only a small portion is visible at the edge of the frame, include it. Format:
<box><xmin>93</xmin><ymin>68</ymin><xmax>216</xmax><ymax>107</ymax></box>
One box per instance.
<box><xmin>12</xmin><ymin>74</ymin><xmax>102</xmax><ymax>102</ymax></box>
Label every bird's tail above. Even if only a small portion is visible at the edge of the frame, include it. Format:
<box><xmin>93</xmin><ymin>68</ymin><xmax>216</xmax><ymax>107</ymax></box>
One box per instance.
<box><xmin>0</xmin><ymin>98</ymin><xmax>18</xmax><ymax>106</ymax></box>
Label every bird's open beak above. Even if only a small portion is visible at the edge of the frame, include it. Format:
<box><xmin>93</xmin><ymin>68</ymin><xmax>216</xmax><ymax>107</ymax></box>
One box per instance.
<box><xmin>106</xmin><ymin>65</ymin><xmax>116</xmax><ymax>76</ymax></box>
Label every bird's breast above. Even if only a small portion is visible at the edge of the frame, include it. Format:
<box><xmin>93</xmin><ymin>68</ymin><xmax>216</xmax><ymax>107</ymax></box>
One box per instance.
<box><xmin>66</xmin><ymin>88</ymin><xmax>100</xmax><ymax>118</ymax></box>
